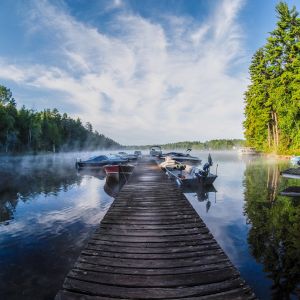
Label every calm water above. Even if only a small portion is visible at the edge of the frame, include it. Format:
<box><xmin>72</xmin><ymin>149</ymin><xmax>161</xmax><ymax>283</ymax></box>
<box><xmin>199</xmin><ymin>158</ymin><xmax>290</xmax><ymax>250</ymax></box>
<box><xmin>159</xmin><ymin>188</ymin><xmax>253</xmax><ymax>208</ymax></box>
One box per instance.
<box><xmin>0</xmin><ymin>151</ymin><xmax>299</xmax><ymax>299</ymax></box>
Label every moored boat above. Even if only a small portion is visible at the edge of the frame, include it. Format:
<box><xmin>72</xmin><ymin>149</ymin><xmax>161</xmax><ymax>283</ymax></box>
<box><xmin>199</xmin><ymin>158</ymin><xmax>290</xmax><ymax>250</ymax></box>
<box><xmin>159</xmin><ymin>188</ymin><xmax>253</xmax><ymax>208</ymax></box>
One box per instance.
<box><xmin>150</xmin><ymin>146</ymin><xmax>162</xmax><ymax>157</ymax></box>
<box><xmin>159</xmin><ymin>156</ymin><xmax>185</xmax><ymax>170</ymax></box>
<box><xmin>165</xmin><ymin>154</ymin><xmax>217</xmax><ymax>187</ymax></box>
<box><xmin>162</xmin><ymin>149</ymin><xmax>201</xmax><ymax>164</ymax></box>
<box><xmin>104</xmin><ymin>164</ymin><xmax>135</xmax><ymax>179</ymax></box>
<box><xmin>166</xmin><ymin>165</ymin><xmax>217</xmax><ymax>187</ymax></box>
<box><xmin>238</xmin><ymin>147</ymin><xmax>259</xmax><ymax>155</ymax></box>
<box><xmin>117</xmin><ymin>152</ymin><xmax>138</xmax><ymax>161</ymax></box>
<box><xmin>75</xmin><ymin>155</ymin><xmax>128</xmax><ymax>169</ymax></box>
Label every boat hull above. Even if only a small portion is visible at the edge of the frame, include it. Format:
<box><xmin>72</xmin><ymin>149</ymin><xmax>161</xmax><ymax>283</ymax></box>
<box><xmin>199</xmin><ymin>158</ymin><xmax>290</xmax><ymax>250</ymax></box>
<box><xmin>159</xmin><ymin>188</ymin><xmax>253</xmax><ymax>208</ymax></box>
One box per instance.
<box><xmin>104</xmin><ymin>164</ymin><xmax>135</xmax><ymax>180</ymax></box>
<box><xmin>166</xmin><ymin>168</ymin><xmax>217</xmax><ymax>186</ymax></box>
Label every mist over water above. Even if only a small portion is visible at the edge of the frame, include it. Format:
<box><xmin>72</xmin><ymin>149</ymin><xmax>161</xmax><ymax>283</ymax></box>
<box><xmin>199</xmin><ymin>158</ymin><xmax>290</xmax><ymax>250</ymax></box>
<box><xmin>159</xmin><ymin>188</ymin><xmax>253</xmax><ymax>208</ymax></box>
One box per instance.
<box><xmin>0</xmin><ymin>151</ymin><xmax>116</xmax><ymax>300</ymax></box>
<box><xmin>0</xmin><ymin>150</ymin><xmax>299</xmax><ymax>299</ymax></box>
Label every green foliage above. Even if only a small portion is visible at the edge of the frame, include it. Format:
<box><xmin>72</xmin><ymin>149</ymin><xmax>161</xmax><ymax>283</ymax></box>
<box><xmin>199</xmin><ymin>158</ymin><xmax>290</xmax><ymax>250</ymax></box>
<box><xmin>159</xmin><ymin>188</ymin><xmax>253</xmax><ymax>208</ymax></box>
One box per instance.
<box><xmin>243</xmin><ymin>161</ymin><xmax>300</xmax><ymax>298</ymax></box>
<box><xmin>0</xmin><ymin>85</ymin><xmax>120</xmax><ymax>153</ymax></box>
<box><xmin>244</xmin><ymin>2</ymin><xmax>300</xmax><ymax>155</ymax></box>
<box><xmin>126</xmin><ymin>139</ymin><xmax>245</xmax><ymax>150</ymax></box>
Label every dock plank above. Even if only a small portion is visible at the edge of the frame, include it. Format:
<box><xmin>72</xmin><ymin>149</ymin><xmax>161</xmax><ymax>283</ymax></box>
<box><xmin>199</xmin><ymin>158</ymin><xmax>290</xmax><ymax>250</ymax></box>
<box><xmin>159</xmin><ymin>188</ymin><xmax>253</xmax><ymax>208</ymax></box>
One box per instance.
<box><xmin>56</xmin><ymin>158</ymin><xmax>256</xmax><ymax>299</ymax></box>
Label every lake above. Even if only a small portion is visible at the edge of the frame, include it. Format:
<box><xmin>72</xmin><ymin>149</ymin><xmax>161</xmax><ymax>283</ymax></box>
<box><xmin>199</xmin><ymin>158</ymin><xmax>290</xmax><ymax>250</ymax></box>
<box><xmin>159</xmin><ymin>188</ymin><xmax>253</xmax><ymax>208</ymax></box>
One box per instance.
<box><xmin>0</xmin><ymin>151</ymin><xmax>299</xmax><ymax>299</ymax></box>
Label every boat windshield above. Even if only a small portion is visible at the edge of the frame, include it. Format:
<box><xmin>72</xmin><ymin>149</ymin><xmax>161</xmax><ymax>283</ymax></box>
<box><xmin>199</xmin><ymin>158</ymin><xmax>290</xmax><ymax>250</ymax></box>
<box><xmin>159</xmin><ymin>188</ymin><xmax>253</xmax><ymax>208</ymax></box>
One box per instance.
<box><xmin>89</xmin><ymin>155</ymin><xmax>108</xmax><ymax>161</ymax></box>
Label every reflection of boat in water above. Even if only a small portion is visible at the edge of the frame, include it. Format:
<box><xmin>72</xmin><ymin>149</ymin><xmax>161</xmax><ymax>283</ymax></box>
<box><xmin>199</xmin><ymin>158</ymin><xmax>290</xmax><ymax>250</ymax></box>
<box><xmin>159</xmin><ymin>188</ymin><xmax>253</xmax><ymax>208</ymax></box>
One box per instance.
<box><xmin>280</xmin><ymin>167</ymin><xmax>300</xmax><ymax>179</ymax></box>
<box><xmin>182</xmin><ymin>184</ymin><xmax>217</xmax><ymax>201</ymax></box>
<box><xmin>104</xmin><ymin>175</ymin><xmax>128</xmax><ymax>198</ymax></box>
<box><xmin>182</xmin><ymin>184</ymin><xmax>217</xmax><ymax>213</ymax></box>
<box><xmin>280</xmin><ymin>186</ymin><xmax>300</xmax><ymax>197</ymax></box>
<box><xmin>76</xmin><ymin>168</ymin><xmax>106</xmax><ymax>180</ymax></box>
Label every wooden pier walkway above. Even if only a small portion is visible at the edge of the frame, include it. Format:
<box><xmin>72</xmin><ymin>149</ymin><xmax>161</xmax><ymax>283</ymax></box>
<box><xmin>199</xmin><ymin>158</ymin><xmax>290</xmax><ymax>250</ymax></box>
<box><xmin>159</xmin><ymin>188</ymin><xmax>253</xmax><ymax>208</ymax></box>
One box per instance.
<box><xmin>56</xmin><ymin>159</ymin><xmax>256</xmax><ymax>299</ymax></box>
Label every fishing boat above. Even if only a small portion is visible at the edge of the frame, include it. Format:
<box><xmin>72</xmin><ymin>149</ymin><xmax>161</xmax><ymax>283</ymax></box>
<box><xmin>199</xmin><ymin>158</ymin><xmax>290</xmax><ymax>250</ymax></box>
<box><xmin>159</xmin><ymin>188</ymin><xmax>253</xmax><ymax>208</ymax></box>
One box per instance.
<box><xmin>75</xmin><ymin>154</ymin><xmax>128</xmax><ymax>169</ymax></box>
<box><xmin>149</xmin><ymin>145</ymin><xmax>162</xmax><ymax>157</ymax></box>
<box><xmin>238</xmin><ymin>147</ymin><xmax>259</xmax><ymax>155</ymax></box>
<box><xmin>103</xmin><ymin>164</ymin><xmax>135</xmax><ymax>180</ymax></box>
<box><xmin>165</xmin><ymin>154</ymin><xmax>217</xmax><ymax>187</ymax></box>
<box><xmin>162</xmin><ymin>149</ymin><xmax>201</xmax><ymax>164</ymax></box>
<box><xmin>159</xmin><ymin>156</ymin><xmax>185</xmax><ymax>170</ymax></box>
<box><xmin>117</xmin><ymin>152</ymin><xmax>138</xmax><ymax>161</ymax></box>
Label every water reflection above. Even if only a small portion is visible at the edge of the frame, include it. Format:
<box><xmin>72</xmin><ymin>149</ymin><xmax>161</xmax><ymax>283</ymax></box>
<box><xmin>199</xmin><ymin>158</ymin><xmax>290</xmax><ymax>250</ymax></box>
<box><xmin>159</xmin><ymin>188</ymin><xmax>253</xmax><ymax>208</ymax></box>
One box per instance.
<box><xmin>182</xmin><ymin>184</ymin><xmax>217</xmax><ymax>212</ymax></box>
<box><xmin>0</xmin><ymin>159</ymin><xmax>81</xmax><ymax>224</ymax></box>
<box><xmin>0</xmin><ymin>153</ymin><xmax>115</xmax><ymax>300</ymax></box>
<box><xmin>243</xmin><ymin>160</ymin><xmax>300</xmax><ymax>299</ymax></box>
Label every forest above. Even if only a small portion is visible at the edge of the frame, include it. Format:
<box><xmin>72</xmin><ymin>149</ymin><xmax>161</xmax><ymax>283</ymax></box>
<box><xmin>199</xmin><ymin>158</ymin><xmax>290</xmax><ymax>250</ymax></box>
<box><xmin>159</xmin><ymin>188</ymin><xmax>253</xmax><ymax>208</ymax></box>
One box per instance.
<box><xmin>0</xmin><ymin>85</ymin><xmax>120</xmax><ymax>153</ymax></box>
<box><xmin>127</xmin><ymin>139</ymin><xmax>245</xmax><ymax>151</ymax></box>
<box><xmin>244</xmin><ymin>2</ymin><xmax>300</xmax><ymax>155</ymax></box>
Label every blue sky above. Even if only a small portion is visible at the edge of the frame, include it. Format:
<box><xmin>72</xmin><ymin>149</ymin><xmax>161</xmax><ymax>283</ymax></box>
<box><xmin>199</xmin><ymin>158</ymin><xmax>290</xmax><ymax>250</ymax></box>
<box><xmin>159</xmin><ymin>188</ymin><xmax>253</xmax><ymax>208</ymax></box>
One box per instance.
<box><xmin>0</xmin><ymin>0</ymin><xmax>299</xmax><ymax>145</ymax></box>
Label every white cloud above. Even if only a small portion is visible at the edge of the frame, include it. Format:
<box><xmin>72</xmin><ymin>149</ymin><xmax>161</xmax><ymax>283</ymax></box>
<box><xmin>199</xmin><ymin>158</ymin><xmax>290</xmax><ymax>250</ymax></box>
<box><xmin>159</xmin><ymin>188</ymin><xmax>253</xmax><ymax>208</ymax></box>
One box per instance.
<box><xmin>0</xmin><ymin>0</ymin><xmax>247</xmax><ymax>145</ymax></box>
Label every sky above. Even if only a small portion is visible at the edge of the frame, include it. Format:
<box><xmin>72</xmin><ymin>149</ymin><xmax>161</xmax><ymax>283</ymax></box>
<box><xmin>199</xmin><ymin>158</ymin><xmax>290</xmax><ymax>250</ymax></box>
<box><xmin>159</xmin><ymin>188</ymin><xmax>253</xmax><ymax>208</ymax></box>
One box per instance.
<box><xmin>0</xmin><ymin>0</ymin><xmax>299</xmax><ymax>145</ymax></box>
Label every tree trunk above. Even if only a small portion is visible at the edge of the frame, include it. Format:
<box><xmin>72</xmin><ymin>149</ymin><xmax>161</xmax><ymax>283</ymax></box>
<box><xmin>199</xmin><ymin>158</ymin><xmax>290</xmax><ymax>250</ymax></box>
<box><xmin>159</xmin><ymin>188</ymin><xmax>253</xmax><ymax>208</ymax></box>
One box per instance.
<box><xmin>274</xmin><ymin>111</ymin><xmax>279</xmax><ymax>148</ymax></box>
<box><xmin>53</xmin><ymin>143</ymin><xmax>56</xmax><ymax>153</ymax></box>
<box><xmin>267</xmin><ymin>123</ymin><xmax>271</xmax><ymax>148</ymax></box>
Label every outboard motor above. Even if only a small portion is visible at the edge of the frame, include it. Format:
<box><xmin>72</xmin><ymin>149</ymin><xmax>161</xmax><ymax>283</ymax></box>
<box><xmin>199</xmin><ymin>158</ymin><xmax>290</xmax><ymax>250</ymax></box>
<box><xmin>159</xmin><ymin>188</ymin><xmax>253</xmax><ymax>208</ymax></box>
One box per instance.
<box><xmin>203</xmin><ymin>163</ymin><xmax>210</xmax><ymax>173</ymax></box>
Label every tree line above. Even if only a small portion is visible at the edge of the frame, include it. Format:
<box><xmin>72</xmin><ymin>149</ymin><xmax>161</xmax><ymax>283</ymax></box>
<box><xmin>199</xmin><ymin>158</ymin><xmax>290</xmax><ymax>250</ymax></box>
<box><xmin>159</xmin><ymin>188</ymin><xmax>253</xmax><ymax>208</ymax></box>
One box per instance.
<box><xmin>244</xmin><ymin>2</ymin><xmax>300</xmax><ymax>154</ymax></box>
<box><xmin>127</xmin><ymin>139</ymin><xmax>245</xmax><ymax>151</ymax></box>
<box><xmin>0</xmin><ymin>85</ymin><xmax>120</xmax><ymax>153</ymax></box>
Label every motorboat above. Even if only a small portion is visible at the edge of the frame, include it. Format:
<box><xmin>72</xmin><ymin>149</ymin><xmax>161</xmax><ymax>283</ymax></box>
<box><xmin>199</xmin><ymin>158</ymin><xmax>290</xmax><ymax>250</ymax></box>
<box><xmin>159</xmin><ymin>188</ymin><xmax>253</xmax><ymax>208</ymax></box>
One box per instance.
<box><xmin>75</xmin><ymin>154</ymin><xmax>128</xmax><ymax>169</ymax></box>
<box><xmin>159</xmin><ymin>156</ymin><xmax>186</xmax><ymax>170</ymax></box>
<box><xmin>166</xmin><ymin>164</ymin><xmax>217</xmax><ymax>187</ymax></box>
<box><xmin>134</xmin><ymin>150</ymin><xmax>142</xmax><ymax>158</ymax></box>
<box><xmin>290</xmin><ymin>156</ymin><xmax>300</xmax><ymax>165</ymax></box>
<box><xmin>104</xmin><ymin>164</ymin><xmax>135</xmax><ymax>180</ymax></box>
<box><xmin>117</xmin><ymin>152</ymin><xmax>138</xmax><ymax>161</ymax></box>
<box><xmin>150</xmin><ymin>146</ymin><xmax>162</xmax><ymax>157</ymax></box>
<box><xmin>238</xmin><ymin>147</ymin><xmax>259</xmax><ymax>155</ymax></box>
<box><xmin>162</xmin><ymin>149</ymin><xmax>201</xmax><ymax>164</ymax></box>
<box><xmin>165</xmin><ymin>154</ymin><xmax>217</xmax><ymax>187</ymax></box>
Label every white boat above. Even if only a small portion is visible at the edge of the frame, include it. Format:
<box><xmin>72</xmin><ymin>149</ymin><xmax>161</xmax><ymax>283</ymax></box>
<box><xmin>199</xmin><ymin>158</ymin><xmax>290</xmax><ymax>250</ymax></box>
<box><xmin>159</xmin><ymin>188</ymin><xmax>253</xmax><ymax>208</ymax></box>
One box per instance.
<box><xmin>290</xmin><ymin>156</ymin><xmax>300</xmax><ymax>165</ymax></box>
<box><xmin>166</xmin><ymin>164</ymin><xmax>217</xmax><ymax>187</ymax></box>
<box><xmin>162</xmin><ymin>149</ymin><xmax>201</xmax><ymax>164</ymax></box>
<box><xmin>159</xmin><ymin>156</ymin><xmax>185</xmax><ymax>170</ymax></box>
<box><xmin>150</xmin><ymin>145</ymin><xmax>162</xmax><ymax>157</ymax></box>
<box><xmin>238</xmin><ymin>147</ymin><xmax>258</xmax><ymax>155</ymax></box>
<box><xmin>165</xmin><ymin>154</ymin><xmax>217</xmax><ymax>187</ymax></box>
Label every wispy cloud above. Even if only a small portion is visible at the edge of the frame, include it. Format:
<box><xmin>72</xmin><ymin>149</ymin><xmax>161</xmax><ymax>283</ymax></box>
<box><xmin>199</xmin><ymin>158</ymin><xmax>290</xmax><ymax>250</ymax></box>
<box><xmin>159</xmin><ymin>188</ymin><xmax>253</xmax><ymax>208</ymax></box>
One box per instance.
<box><xmin>0</xmin><ymin>0</ymin><xmax>247</xmax><ymax>144</ymax></box>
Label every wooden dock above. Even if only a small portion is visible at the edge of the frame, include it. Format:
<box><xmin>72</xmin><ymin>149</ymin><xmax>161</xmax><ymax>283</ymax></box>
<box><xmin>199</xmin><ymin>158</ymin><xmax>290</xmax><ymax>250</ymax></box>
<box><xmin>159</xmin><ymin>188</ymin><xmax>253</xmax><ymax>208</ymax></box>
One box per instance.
<box><xmin>56</xmin><ymin>159</ymin><xmax>256</xmax><ymax>299</ymax></box>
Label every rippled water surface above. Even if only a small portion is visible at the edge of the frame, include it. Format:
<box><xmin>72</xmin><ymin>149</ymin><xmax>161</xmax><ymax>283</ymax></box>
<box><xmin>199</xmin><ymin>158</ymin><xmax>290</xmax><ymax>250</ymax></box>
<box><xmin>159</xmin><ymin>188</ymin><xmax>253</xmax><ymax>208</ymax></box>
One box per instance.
<box><xmin>0</xmin><ymin>151</ymin><xmax>299</xmax><ymax>299</ymax></box>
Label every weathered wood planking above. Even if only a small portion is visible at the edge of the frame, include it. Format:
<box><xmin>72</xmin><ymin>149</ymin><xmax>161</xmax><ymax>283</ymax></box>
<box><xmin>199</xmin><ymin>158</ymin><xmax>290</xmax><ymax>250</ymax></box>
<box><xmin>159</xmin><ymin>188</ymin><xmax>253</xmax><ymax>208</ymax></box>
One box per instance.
<box><xmin>56</xmin><ymin>158</ymin><xmax>256</xmax><ymax>300</ymax></box>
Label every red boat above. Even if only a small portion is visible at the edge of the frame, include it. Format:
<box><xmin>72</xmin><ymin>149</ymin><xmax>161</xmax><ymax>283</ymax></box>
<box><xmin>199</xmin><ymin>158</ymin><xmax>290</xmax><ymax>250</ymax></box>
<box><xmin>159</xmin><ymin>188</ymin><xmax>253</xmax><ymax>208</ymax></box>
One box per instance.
<box><xmin>103</xmin><ymin>164</ymin><xmax>135</xmax><ymax>179</ymax></box>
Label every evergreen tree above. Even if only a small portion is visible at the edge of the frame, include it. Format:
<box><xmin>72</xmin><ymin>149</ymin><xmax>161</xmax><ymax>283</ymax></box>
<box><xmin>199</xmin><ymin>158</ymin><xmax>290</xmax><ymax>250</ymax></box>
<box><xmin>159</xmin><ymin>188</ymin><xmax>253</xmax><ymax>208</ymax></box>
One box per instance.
<box><xmin>244</xmin><ymin>2</ymin><xmax>300</xmax><ymax>154</ymax></box>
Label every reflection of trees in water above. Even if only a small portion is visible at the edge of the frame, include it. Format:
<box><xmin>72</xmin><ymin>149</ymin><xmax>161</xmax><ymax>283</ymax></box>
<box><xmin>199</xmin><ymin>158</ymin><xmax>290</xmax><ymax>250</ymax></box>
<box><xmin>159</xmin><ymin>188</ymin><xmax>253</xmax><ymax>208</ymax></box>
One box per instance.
<box><xmin>243</xmin><ymin>161</ymin><xmax>300</xmax><ymax>299</ymax></box>
<box><xmin>0</xmin><ymin>164</ymin><xmax>82</xmax><ymax>223</ymax></box>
